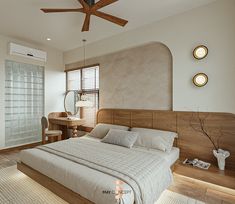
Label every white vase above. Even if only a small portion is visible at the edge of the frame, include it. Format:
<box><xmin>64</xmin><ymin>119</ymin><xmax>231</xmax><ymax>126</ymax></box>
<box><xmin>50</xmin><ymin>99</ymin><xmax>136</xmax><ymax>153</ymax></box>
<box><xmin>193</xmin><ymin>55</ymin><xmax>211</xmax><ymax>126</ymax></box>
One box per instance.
<box><xmin>213</xmin><ymin>149</ymin><xmax>230</xmax><ymax>170</ymax></box>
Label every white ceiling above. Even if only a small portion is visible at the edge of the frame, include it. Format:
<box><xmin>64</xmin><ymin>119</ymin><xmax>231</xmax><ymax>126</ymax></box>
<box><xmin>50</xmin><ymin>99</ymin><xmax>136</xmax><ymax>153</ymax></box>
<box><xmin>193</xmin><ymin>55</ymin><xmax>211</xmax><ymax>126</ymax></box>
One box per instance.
<box><xmin>0</xmin><ymin>0</ymin><xmax>216</xmax><ymax>51</ymax></box>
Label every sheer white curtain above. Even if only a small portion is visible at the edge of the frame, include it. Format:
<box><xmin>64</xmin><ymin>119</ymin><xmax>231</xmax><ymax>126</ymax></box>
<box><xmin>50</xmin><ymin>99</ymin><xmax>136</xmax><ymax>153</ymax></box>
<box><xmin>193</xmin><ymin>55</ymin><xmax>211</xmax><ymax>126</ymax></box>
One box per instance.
<box><xmin>5</xmin><ymin>60</ymin><xmax>44</xmax><ymax>147</ymax></box>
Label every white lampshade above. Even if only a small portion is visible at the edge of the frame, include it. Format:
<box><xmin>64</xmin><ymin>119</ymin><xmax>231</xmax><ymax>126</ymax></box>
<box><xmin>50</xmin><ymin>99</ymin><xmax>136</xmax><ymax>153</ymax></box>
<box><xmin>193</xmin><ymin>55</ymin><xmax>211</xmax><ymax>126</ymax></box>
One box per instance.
<box><xmin>76</xmin><ymin>100</ymin><xmax>93</xmax><ymax>107</ymax></box>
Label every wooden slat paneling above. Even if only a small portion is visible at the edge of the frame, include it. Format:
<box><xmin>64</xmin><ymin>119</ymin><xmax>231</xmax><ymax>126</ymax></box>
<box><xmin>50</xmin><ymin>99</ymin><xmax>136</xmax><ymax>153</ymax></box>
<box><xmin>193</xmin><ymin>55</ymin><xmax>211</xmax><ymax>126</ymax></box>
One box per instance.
<box><xmin>176</xmin><ymin>112</ymin><xmax>215</xmax><ymax>163</ymax></box>
<box><xmin>96</xmin><ymin>109</ymin><xmax>113</xmax><ymax>124</ymax></box>
<box><xmin>113</xmin><ymin>110</ymin><xmax>131</xmax><ymax>127</ymax></box>
<box><xmin>97</xmin><ymin>109</ymin><xmax>235</xmax><ymax>171</ymax></box>
<box><xmin>153</xmin><ymin>111</ymin><xmax>177</xmax><ymax>132</ymax></box>
<box><xmin>131</xmin><ymin>111</ymin><xmax>153</xmax><ymax>128</ymax></box>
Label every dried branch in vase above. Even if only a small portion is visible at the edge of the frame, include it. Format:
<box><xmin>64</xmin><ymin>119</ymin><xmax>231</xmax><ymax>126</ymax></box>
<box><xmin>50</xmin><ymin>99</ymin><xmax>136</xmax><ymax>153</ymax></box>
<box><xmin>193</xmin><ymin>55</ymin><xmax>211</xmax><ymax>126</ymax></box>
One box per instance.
<box><xmin>190</xmin><ymin>112</ymin><xmax>221</xmax><ymax>150</ymax></box>
<box><xmin>190</xmin><ymin>112</ymin><xmax>230</xmax><ymax>170</ymax></box>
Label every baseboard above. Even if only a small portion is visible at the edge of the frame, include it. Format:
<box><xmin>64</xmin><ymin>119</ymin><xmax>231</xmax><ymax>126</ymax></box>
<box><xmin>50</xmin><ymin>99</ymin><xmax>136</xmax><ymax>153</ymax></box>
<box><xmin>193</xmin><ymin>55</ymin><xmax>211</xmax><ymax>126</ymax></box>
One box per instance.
<box><xmin>0</xmin><ymin>142</ymin><xmax>41</xmax><ymax>153</ymax></box>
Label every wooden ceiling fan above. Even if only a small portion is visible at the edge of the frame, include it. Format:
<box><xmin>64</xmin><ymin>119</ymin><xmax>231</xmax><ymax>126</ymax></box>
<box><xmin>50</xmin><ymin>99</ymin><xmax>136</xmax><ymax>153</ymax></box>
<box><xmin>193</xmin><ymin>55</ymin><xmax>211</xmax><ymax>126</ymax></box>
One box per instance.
<box><xmin>41</xmin><ymin>0</ymin><xmax>128</xmax><ymax>32</ymax></box>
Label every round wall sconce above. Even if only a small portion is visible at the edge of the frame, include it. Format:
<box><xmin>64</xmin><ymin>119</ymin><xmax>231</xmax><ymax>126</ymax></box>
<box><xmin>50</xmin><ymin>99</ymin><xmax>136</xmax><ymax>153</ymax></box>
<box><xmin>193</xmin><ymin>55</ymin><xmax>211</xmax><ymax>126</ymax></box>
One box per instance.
<box><xmin>193</xmin><ymin>45</ymin><xmax>208</xmax><ymax>60</ymax></box>
<box><xmin>193</xmin><ymin>73</ymin><xmax>208</xmax><ymax>87</ymax></box>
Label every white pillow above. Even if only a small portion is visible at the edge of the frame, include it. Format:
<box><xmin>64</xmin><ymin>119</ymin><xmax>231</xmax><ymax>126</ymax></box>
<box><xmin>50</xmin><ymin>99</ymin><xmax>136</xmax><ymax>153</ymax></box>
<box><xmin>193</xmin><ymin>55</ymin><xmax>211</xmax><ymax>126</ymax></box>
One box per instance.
<box><xmin>88</xmin><ymin>123</ymin><xmax>129</xmax><ymax>139</ymax></box>
<box><xmin>131</xmin><ymin>128</ymin><xmax>177</xmax><ymax>153</ymax></box>
<box><xmin>101</xmin><ymin>129</ymin><xmax>138</xmax><ymax>148</ymax></box>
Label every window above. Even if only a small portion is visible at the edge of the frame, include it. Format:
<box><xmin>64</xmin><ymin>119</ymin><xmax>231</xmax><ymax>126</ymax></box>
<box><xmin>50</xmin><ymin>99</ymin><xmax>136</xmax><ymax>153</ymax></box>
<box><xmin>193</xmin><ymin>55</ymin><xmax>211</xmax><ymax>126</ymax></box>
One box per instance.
<box><xmin>66</xmin><ymin>65</ymin><xmax>99</xmax><ymax>128</ymax></box>
<box><xmin>5</xmin><ymin>60</ymin><xmax>44</xmax><ymax>147</ymax></box>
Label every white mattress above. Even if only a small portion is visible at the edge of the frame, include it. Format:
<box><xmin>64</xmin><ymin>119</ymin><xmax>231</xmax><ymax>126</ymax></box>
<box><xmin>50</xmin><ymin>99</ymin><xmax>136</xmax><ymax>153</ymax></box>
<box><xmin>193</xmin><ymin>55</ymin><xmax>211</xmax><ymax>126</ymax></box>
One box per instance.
<box><xmin>20</xmin><ymin>136</ymin><xmax>179</xmax><ymax>204</ymax></box>
<box><xmin>137</xmin><ymin>146</ymin><xmax>180</xmax><ymax>167</ymax></box>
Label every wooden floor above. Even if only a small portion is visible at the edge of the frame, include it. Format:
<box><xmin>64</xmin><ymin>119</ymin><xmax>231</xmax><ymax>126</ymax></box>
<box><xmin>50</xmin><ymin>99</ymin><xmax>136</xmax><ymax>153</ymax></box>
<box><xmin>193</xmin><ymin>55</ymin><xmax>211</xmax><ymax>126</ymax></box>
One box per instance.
<box><xmin>0</xmin><ymin>150</ymin><xmax>235</xmax><ymax>204</ymax></box>
<box><xmin>169</xmin><ymin>173</ymin><xmax>235</xmax><ymax>204</ymax></box>
<box><xmin>0</xmin><ymin>150</ymin><xmax>20</xmax><ymax>169</ymax></box>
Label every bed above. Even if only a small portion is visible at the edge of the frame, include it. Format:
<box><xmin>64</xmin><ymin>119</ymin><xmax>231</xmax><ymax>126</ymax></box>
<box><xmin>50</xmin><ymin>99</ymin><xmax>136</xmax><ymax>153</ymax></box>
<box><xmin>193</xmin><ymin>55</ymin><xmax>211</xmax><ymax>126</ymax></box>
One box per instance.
<box><xmin>17</xmin><ymin>109</ymin><xmax>180</xmax><ymax>204</ymax></box>
<box><xmin>18</xmin><ymin>135</ymin><xmax>179</xmax><ymax>204</ymax></box>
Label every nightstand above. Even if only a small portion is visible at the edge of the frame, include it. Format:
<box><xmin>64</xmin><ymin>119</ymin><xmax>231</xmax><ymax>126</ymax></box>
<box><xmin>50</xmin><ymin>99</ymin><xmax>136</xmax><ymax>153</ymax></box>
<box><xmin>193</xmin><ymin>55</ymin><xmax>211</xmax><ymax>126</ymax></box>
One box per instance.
<box><xmin>174</xmin><ymin>160</ymin><xmax>235</xmax><ymax>189</ymax></box>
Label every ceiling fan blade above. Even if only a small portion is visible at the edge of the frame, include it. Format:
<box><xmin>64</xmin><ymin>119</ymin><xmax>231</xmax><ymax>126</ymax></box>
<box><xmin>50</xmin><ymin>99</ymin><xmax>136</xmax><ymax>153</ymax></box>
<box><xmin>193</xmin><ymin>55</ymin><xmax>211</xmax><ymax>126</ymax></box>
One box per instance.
<box><xmin>92</xmin><ymin>0</ymin><xmax>118</xmax><ymax>11</ymax></box>
<box><xmin>93</xmin><ymin>11</ymin><xmax>128</xmax><ymax>27</ymax></box>
<box><xmin>82</xmin><ymin>14</ymin><xmax>91</xmax><ymax>32</ymax></box>
<box><xmin>77</xmin><ymin>0</ymin><xmax>90</xmax><ymax>11</ymax></box>
<box><xmin>41</xmin><ymin>8</ymin><xmax>84</xmax><ymax>13</ymax></box>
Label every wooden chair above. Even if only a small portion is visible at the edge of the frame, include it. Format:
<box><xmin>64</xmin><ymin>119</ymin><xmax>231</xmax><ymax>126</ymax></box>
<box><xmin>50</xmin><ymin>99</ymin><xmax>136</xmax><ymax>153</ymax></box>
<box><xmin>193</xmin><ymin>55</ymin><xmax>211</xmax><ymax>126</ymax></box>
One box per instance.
<box><xmin>41</xmin><ymin>116</ymin><xmax>62</xmax><ymax>144</ymax></box>
<box><xmin>48</xmin><ymin>112</ymin><xmax>72</xmax><ymax>139</ymax></box>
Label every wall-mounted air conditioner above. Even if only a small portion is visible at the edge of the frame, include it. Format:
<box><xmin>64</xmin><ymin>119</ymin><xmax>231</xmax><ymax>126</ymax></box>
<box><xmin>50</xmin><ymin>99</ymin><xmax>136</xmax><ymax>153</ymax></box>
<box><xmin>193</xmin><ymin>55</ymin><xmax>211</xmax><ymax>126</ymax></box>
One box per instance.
<box><xmin>9</xmin><ymin>43</ymin><xmax>47</xmax><ymax>62</ymax></box>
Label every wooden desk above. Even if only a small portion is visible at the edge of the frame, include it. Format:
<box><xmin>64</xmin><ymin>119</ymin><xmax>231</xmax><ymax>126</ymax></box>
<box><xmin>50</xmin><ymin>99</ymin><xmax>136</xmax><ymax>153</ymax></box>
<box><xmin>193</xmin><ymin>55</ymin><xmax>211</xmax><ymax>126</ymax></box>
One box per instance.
<box><xmin>49</xmin><ymin>117</ymin><xmax>85</xmax><ymax>138</ymax></box>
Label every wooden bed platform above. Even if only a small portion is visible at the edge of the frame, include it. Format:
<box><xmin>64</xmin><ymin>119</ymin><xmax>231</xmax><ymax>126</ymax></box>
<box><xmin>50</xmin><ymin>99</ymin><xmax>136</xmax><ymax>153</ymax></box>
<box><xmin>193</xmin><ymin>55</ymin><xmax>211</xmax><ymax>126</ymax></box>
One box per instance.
<box><xmin>17</xmin><ymin>162</ymin><xmax>94</xmax><ymax>204</ymax></box>
<box><xmin>17</xmin><ymin>161</ymin><xmax>177</xmax><ymax>204</ymax></box>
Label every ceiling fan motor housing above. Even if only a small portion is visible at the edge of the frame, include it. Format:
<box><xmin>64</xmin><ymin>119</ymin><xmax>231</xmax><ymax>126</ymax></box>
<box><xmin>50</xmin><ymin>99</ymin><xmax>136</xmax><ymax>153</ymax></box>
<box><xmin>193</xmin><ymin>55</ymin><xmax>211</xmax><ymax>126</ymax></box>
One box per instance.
<box><xmin>86</xmin><ymin>0</ymin><xmax>95</xmax><ymax>6</ymax></box>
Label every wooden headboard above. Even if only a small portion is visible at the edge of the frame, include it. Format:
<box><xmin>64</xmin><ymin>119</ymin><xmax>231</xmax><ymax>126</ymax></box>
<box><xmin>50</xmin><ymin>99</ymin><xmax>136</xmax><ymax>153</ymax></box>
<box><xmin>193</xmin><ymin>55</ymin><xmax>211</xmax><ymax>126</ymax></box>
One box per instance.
<box><xmin>97</xmin><ymin>109</ymin><xmax>235</xmax><ymax>171</ymax></box>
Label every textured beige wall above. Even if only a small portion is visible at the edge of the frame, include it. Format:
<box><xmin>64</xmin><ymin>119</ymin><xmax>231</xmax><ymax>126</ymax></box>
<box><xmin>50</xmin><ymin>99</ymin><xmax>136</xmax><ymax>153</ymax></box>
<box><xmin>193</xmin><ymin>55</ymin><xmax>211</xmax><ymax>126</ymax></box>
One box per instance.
<box><xmin>64</xmin><ymin>0</ymin><xmax>235</xmax><ymax>114</ymax></box>
<box><xmin>66</xmin><ymin>42</ymin><xmax>172</xmax><ymax>110</ymax></box>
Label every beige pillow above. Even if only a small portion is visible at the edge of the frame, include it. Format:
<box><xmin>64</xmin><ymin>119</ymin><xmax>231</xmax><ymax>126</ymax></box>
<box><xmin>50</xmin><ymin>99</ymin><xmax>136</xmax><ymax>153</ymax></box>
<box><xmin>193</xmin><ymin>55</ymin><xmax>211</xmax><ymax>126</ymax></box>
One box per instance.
<box><xmin>101</xmin><ymin>129</ymin><xmax>138</xmax><ymax>148</ymax></box>
<box><xmin>88</xmin><ymin>123</ymin><xmax>129</xmax><ymax>139</ymax></box>
<box><xmin>131</xmin><ymin>128</ymin><xmax>177</xmax><ymax>153</ymax></box>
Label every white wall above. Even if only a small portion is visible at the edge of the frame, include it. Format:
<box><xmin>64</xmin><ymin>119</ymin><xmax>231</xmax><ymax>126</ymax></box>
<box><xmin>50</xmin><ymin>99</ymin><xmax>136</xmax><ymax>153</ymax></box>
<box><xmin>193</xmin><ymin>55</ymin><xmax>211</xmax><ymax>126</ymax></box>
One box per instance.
<box><xmin>0</xmin><ymin>35</ymin><xmax>65</xmax><ymax>148</ymax></box>
<box><xmin>64</xmin><ymin>0</ymin><xmax>235</xmax><ymax>114</ymax></box>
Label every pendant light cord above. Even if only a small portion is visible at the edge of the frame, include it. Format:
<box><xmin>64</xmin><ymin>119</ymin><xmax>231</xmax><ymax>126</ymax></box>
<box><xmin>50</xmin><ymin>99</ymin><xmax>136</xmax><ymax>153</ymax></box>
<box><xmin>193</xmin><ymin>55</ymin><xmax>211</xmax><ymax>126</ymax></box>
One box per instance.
<box><xmin>83</xmin><ymin>39</ymin><xmax>86</xmax><ymax>67</ymax></box>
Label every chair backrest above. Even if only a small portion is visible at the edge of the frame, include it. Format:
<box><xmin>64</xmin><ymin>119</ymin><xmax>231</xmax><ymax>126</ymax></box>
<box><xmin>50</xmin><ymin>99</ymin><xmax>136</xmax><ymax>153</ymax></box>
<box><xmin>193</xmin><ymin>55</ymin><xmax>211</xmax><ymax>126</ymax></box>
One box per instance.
<box><xmin>41</xmin><ymin>116</ymin><xmax>48</xmax><ymax>145</ymax></box>
<box><xmin>41</xmin><ymin>116</ymin><xmax>48</xmax><ymax>129</ymax></box>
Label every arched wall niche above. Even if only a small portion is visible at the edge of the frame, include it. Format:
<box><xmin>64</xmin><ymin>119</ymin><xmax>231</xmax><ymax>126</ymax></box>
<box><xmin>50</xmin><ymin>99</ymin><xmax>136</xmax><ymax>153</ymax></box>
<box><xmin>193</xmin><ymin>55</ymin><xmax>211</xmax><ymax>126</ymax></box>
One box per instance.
<box><xmin>65</xmin><ymin>42</ymin><xmax>173</xmax><ymax>110</ymax></box>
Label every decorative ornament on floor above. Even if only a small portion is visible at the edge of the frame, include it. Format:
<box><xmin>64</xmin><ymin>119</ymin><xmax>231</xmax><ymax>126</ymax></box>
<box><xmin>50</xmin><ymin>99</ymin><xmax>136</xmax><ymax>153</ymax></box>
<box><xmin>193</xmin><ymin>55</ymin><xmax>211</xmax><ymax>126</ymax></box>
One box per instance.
<box><xmin>41</xmin><ymin>0</ymin><xmax>128</xmax><ymax>32</ymax></box>
<box><xmin>190</xmin><ymin>112</ymin><xmax>230</xmax><ymax>170</ymax></box>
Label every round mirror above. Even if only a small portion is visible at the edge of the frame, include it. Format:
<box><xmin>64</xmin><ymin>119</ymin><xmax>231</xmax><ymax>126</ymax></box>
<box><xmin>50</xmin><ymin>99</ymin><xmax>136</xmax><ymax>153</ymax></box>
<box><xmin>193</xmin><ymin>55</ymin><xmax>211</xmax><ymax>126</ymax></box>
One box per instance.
<box><xmin>64</xmin><ymin>91</ymin><xmax>78</xmax><ymax>115</ymax></box>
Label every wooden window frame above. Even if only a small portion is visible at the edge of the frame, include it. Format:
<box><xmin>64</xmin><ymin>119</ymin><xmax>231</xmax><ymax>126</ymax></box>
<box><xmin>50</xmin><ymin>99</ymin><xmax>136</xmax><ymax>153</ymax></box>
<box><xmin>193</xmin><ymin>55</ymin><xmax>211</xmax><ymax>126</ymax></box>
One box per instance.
<box><xmin>65</xmin><ymin>64</ymin><xmax>99</xmax><ymax>127</ymax></box>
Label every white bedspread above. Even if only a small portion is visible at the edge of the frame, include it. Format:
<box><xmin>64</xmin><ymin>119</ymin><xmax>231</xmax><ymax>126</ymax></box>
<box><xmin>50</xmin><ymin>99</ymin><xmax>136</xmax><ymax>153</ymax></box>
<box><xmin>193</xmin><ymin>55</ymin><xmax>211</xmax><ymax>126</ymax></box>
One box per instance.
<box><xmin>20</xmin><ymin>137</ymin><xmax>178</xmax><ymax>204</ymax></box>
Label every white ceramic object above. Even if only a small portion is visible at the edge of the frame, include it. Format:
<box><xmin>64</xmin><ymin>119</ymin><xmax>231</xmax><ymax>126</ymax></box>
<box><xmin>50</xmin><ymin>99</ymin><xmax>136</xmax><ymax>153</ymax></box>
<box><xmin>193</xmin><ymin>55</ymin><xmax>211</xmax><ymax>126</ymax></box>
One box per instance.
<box><xmin>213</xmin><ymin>149</ymin><xmax>230</xmax><ymax>170</ymax></box>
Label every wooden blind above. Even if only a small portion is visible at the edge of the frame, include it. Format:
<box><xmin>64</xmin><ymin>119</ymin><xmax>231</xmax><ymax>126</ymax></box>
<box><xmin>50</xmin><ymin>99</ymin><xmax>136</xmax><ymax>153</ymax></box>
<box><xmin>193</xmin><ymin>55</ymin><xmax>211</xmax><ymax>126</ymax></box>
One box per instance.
<box><xmin>67</xmin><ymin>65</ymin><xmax>99</xmax><ymax>127</ymax></box>
<box><xmin>67</xmin><ymin>70</ymin><xmax>81</xmax><ymax>91</ymax></box>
